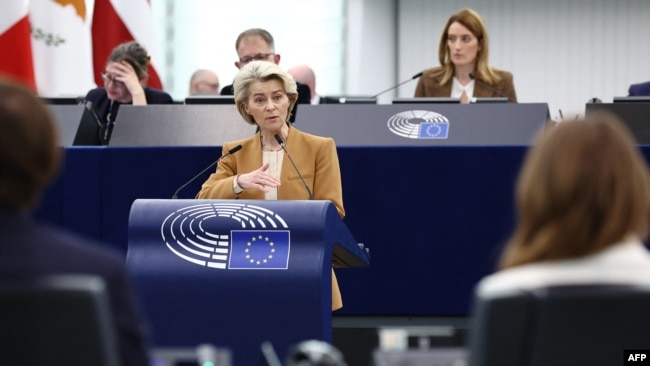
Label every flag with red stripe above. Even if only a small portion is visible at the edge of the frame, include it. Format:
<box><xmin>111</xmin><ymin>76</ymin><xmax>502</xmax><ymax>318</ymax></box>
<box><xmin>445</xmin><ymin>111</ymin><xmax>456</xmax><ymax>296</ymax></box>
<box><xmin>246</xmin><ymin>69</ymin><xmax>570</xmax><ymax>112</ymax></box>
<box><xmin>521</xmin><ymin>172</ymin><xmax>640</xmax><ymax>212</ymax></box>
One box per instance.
<box><xmin>0</xmin><ymin>0</ymin><xmax>36</xmax><ymax>91</ymax></box>
<box><xmin>91</xmin><ymin>0</ymin><xmax>163</xmax><ymax>89</ymax></box>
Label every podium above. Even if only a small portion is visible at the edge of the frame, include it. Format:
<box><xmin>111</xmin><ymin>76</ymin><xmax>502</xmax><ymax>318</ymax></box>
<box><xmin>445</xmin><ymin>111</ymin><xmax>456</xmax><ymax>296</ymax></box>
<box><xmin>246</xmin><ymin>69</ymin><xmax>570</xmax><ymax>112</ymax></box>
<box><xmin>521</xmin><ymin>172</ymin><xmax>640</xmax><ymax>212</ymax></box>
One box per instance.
<box><xmin>127</xmin><ymin>199</ymin><xmax>368</xmax><ymax>365</ymax></box>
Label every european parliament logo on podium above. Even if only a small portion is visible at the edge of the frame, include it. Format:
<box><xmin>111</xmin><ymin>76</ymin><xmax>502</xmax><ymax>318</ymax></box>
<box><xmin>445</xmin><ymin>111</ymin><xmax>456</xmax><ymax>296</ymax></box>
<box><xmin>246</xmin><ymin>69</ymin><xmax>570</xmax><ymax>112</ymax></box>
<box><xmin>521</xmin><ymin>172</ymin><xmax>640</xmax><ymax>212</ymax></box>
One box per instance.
<box><xmin>387</xmin><ymin>110</ymin><xmax>450</xmax><ymax>140</ymax></box>
<box><xmin>160</xmin><ymin>203</ymin><xmax>291</xmax><ymax>270</ymax></box>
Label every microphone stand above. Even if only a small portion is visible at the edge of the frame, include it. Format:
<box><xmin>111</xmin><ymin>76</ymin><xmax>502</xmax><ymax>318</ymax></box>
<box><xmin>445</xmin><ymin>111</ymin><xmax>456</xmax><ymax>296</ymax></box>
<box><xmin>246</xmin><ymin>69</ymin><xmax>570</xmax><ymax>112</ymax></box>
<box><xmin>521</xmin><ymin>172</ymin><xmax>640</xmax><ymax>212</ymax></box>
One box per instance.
<box><xmin>371</xmin><ymin>72</ymin><xmax>424</xmax><ymax>99</ymax></box>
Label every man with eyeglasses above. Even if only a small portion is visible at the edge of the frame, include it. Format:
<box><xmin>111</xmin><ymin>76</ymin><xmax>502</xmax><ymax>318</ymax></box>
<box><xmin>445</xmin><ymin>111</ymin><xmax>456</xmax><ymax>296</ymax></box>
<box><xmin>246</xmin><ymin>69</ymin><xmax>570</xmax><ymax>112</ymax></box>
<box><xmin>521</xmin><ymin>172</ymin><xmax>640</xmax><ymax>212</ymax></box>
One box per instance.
<box><xmin>220</xmin><ymin>28</ymin><xmax>311</xmax><ymax>123</ymax></box>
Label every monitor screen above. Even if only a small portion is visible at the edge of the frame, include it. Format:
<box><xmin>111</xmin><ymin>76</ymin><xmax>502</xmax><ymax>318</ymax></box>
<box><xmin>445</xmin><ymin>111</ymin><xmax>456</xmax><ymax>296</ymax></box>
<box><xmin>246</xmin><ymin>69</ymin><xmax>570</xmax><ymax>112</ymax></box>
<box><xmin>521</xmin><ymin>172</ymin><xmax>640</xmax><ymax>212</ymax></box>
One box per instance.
<box><xmin>613</xmin><ymin>96</ymin><xmax>650</xmax><ymax>103</ymax></box>
<box><xmin>40</xmin><ymin>97</ymin><xmax>83</xmax><ymax>105</ymax></box>
<box><xmin>185</xmin><ymin>95</ymin><xmax>235</xmax><ymax>104</ymax></box>
<box><xmin>73</xmin><ymin>102</ymin><xmax>108</xmax><ymax>146</ymax></box>
<box><xmin>392</xmin><ymin>97</ymin><xmax>460</xmax><ymax>104</ymax></box>
<box><xmin>472</xmin><ymin>97</ymin><xmax>508</xmax><ymax>104</ymax></box>
<box><xmin>320</xmin><ymin>96</ymin><xmax>377</xmax><ymax>104</ymax></box>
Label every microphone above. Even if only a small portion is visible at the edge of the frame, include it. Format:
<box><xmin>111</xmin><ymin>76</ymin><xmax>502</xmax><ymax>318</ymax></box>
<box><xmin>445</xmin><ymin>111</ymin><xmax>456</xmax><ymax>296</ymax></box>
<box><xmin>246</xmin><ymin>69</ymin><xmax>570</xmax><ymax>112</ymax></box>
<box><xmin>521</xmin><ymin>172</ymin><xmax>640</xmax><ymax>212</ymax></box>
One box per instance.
<box><xmin>274</xmin><ymin>134</ymin><xmax>313</xmax><ymax>200</ymax></box>
<box><xmin>171</xmin><ymin>144</ymin><xmax>243</xmax><ymax>199</ymax></box>
<box><xmin>371</xmin><ymin>71</ymin><xmax>423</xmax><ymax>99</ymax></box>
<box><xmin>469</xmin><ymin>73</ymin><xmax>508</xmax><ymax>99</ymax></box>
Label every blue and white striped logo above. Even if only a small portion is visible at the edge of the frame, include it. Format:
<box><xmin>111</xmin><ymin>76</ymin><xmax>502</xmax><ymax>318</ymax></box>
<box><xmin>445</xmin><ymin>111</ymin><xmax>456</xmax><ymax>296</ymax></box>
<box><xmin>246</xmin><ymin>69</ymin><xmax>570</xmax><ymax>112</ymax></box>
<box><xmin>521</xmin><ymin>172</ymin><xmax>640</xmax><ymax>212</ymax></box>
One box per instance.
<box><xmin>160</xmin><ymin>203</ymin><xmax>290</xmax><ymax>270</ymax></box>
<box><xmin>387</xmin><ymin>110</ymin><xmax>450</xmax><ymax>139</ymax></box>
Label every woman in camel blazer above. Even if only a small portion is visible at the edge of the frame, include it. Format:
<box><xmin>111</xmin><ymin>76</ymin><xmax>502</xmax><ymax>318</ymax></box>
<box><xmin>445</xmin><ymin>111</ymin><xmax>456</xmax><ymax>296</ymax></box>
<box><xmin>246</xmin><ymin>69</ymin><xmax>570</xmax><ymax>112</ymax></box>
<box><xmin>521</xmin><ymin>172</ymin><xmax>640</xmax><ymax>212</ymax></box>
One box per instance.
<box><xmin>197</xmin><ymin>60</ymin><xmax>345</xmax><ymax>310</ymax></box>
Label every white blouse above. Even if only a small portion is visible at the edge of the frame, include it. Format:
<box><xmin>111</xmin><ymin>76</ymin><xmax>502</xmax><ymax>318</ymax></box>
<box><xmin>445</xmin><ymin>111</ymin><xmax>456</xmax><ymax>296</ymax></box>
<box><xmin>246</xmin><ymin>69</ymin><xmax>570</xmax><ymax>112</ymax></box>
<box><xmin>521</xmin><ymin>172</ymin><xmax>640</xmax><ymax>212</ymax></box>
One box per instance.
<box><xmin>262</xmin><ymin>149</ymin><xmax>284</xmax><ymax>200</ymax></box>
<box><xmin>476</xmin><ymin>236</ymin><xmax>650</xmax><ymax>297</ymax></box>
<box><xmin>451</xmin><ymin>77</ymin><xmax>475</xmax><ymax>100</ymax></box>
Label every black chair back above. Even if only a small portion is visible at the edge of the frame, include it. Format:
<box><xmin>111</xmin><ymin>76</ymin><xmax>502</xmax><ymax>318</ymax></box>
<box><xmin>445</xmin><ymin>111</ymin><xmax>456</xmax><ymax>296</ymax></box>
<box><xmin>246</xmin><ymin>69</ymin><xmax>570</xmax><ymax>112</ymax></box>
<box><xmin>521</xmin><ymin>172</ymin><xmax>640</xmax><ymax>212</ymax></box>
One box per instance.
<box><xmin>469</xmin><ymin>284</ymin><xmax>650</xmax><ymax>366</ymax></box>
<box><xmin>0</xmin><ymin>275</ymin><xmax>120</xmax><ymax>366</ymax></box>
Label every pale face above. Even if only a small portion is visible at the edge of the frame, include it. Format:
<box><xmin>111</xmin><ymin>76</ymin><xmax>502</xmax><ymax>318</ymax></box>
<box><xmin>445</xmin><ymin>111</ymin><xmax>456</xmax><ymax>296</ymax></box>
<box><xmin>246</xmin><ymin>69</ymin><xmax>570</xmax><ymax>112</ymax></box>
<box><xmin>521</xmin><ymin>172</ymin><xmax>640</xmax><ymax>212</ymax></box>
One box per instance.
<box><xmin>244</xmin><ymin>79</ymin><xmax>290</xmax><ymax>132</ymax></box>
<box><xmin>446</xmin><ymin>21</ymin><xmax>481</xmax><ymax>68</ymax></box>
<box><xmin>103</xmin><ymin>61</ymin><xmax>131</xmax><ymax>103</ymax></box>
<box><xmin>235</xmin><ymin>35</ymin><xmax>280</xmax><ymax>69</ymax></box>
<box><xmin>193</xmin><ymin>74</ymin><xmax>220</xmax><ymax>94</ymax></box>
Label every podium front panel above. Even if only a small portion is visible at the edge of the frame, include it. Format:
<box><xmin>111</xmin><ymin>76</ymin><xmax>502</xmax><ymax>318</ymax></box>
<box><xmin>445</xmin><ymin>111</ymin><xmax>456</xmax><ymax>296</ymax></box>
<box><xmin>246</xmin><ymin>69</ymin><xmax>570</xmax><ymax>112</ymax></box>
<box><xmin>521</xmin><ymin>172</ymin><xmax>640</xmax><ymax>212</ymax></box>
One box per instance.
<box><xmin>127</xmin><ymin>199</ymin><xmax>366</xmax><ymax>365</ymax></box>
<box><xmin>294</xmin><ymin>103</ymin><xmax>550</xmax><ymax>146</ymax></box>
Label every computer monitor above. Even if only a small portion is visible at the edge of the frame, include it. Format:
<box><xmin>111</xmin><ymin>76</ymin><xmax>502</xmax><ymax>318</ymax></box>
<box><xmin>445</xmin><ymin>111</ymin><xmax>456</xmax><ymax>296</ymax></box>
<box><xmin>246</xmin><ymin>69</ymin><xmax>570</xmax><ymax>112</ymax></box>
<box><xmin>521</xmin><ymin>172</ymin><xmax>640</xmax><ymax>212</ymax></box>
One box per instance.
<box><xmin>40</xmin><ymin>96</ymin><xmax>83</xmax><ymax>105</ymax></box>
<box><xmin>320</xmin><ymin>96</ymin><xmax>377</xmax><ymax>104</ymax></box>
<box><xmin>47</xmin><ymin>104</ymin><xmax>85</xmax><ymax>146</ymax></box>
<box><xmin>392</xmin><ymin>97</ymin><xmax>460</xmax><ymax>104</ymax></box>
<box><xmin>613</xmin><ymin>96</ymin><xmax>650</xmax><ymax>103</ymax></box>
<box><xmin>472</xmin><ymin>97</ymin><xmax>508</xmax><ymax>103</ymax></box>
<box><xmin>184</xmin><ymin>95</ymin><xmax>235</xmax><ymax>104</ymax></box>
<box><xmin>586</xmin><ymin>101</ymin><xmax>650</xmax><ymax>144</ymax></box>
<box><xmin>72</xmin><ymin>102</ymin><xmax>109</xmax><ymax>146</ymax></box>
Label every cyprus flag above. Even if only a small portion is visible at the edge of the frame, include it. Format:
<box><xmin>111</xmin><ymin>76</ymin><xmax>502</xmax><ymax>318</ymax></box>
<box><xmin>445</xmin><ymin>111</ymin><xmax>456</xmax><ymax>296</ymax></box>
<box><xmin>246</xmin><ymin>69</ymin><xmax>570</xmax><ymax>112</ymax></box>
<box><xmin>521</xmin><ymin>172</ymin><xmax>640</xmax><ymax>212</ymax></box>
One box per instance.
<box><xmin>29</xmin><ymin>0</ymin><xmax>96</xmax><ymax>97</ymax></box>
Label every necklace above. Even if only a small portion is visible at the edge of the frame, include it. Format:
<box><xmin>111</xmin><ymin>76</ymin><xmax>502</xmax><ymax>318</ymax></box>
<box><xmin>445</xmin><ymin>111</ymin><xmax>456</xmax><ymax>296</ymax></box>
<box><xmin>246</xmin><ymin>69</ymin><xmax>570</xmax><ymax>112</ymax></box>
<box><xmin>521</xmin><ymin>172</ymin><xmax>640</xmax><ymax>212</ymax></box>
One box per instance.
<box><xmin>261</xmin><ymin>135</ymin><xmax>284</xmax><ymax>152</ymax></box>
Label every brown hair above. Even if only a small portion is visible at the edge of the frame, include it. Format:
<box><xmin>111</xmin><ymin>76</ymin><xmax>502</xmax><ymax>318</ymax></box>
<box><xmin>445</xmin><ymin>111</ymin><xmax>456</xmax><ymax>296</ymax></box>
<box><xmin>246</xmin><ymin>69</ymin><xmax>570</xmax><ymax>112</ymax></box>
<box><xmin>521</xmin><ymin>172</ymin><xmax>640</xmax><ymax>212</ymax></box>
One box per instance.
<box><xmin>107</xmin><ymin>41</ymin><xmax>150</xmax><ymax>80</ymax></box>
<box><xmin>0</xmin><ymin>78</ymin><xmax>61</xmax><ymax>210</ymax></box>
<box><xmin>500</xmin><ymin>111</ymin><xmax>650</xmax><ymax>268</ymax></box>
<box><xmin>434</xmin><ymin>8</ymin><xmax>501</xmax><ymax>86</ymax></box>
<box><xmin>235</xmin><ymin>28</ymin><xmax>275</xmax><ymax>53</ymax></box>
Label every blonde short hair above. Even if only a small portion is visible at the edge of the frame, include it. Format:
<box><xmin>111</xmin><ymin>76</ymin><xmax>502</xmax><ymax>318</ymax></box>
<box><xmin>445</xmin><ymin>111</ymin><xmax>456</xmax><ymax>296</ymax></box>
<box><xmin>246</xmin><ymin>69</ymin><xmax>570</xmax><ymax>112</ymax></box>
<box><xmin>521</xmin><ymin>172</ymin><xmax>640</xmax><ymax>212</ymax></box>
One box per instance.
<box><xmin>233</xmin><ymin>61</ymin><xmax>298</xmax><ymax>125</ymax></box>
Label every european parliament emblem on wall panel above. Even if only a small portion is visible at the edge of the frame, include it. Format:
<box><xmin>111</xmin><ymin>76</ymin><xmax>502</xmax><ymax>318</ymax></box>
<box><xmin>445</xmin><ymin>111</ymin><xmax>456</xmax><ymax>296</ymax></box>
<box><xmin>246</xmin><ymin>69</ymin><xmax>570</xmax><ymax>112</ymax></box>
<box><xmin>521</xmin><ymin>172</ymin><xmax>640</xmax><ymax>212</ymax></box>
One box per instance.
<box><xmin>387</xmin><ymin>110</ymin><xmax>450</xmax><ymax>139</ymax></box>
<box><xmin>160</xmin><ymin>203</ymin><xmax>290</xmax><ymax>270</ymax></box>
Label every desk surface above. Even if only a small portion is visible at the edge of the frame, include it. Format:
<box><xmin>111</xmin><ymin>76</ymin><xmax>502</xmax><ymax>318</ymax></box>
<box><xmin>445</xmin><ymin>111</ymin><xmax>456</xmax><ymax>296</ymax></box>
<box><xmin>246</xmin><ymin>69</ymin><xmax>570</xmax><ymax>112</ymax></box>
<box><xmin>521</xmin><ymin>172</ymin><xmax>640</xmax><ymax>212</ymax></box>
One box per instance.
<box><xmin>296</xmin><ymin>103</ymin><xmax>549</xmax><ymax>146</ymax></box>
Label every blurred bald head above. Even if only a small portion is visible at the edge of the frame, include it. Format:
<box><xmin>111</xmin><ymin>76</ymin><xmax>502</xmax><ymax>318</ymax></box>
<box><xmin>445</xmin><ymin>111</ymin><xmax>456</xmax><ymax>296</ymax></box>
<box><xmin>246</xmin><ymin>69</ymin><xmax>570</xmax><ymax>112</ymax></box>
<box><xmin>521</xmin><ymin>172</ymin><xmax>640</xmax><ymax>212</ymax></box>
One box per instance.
<box><xmin>189</xmin><ymin>69</ymin><xmax>220</xmax><ymax>95</ymax></box>
<box><xmin>287</xmin><ymin>64</ymin><xmax>316</xmax><ymax>101</ymax></box>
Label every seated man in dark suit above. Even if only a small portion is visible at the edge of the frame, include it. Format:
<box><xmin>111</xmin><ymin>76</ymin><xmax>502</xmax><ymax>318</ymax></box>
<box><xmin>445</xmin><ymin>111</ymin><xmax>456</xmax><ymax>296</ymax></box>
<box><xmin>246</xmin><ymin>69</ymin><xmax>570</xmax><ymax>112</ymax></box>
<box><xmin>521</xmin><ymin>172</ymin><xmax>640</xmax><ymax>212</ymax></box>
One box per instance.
<box><xmin>628</xmin><ymin>81</ymin><xmax>650</xmax><ymax>96</ymax></box>
<box><xmin>0</xmin><ymin>78</ymin><xmax>150</xmax><ymax>366</ymax></box>
<box><xmin>220</xmin><ymin>28</ymin><xmax>311</xmax><ymax>123</ymax></box>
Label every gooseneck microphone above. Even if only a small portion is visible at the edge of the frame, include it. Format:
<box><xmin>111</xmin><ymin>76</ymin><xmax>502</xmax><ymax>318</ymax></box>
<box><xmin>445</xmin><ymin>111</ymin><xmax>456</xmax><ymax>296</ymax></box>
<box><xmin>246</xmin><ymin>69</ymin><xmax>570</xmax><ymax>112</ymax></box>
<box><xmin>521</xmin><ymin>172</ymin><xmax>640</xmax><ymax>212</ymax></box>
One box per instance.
<box><xmin>274</xmin><ymin>134</ymin><xmax>313</xmax><ymax>200</ymax></box>
<box><xmin>171</xmin><ymin>144</ymin><xmax>243</xmax><ymax>199</ymax></box>
<box><xmin>371</xmin><ymin>71</ymin><xmax>424</xmax><ymax>99</ymax></box>
<box><xmin>469</xmin><ymin>73</ymin><xmax>507</xmax><ymax>99</ymax></box>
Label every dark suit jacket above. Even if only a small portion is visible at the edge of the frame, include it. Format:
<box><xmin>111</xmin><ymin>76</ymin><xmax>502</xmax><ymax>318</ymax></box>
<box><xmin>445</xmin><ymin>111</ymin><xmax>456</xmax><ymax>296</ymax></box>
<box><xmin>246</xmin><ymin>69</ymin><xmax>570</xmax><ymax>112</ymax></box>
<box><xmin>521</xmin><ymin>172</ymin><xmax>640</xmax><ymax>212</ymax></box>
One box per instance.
<box><xmin>414</xmin><ymin>67</ymin><xmax>517</xmax><ymax>103</ymax></box>
<box><xmin>220</xmin><ymin>82</ymin><xmax>311</xmax><ymax>123</ymax></box>
<box><xmin>628</xmin><ymin>81</ymin><xmax>650</xmax><ymax>96</ymax></box>
<box><xmin>84</xmin><ymin>87</ymin><xmax>174</xmax><ymax>124</ymax></box>
<box><xmin>0</xmin><ymin>210</ymin><xmax>150</xmax><ymax>366</ymax></box>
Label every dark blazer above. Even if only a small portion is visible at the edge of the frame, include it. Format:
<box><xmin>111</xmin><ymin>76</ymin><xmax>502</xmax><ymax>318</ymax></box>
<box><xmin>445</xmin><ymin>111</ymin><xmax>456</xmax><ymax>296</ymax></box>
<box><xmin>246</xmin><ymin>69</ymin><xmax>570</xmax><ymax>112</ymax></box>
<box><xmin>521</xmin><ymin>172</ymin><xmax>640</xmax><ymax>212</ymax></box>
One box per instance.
<box><xmin>84</xmin><ymin>87</ymin><xmax>174</xmax><ymax>124</ymax></box>
<box><xmin>0</xmin><ymin>210</ymin><xmax>150</xmax><ymax>366</ymax></box>
<box><xmin>414</xmin><ymin>67</ymin><xmax>517</xmax><ymax>103</ymax></box>
<box><xmin>628</xmin><ymin>81</ymin><xmax>650</xmax><ymax>96</ymax></box>
<box><xmin>220</xmin><ymin>82</ymin><xmax>311</xmax><ymax>123</ymax></box>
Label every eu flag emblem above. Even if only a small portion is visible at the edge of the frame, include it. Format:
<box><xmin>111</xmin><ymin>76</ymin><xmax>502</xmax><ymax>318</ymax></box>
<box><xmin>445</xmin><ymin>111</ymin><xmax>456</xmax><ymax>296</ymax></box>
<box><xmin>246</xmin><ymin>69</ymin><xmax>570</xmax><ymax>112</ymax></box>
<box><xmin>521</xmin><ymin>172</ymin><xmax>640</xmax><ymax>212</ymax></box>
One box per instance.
<box><xmin>419</xmin><ymin>122</ymin><xmax>449</xmax><ymax>139</ymax></box>
<box><xmin>229</xmin><ymin>230</ymin><xmax>290</xmax><ymax>269</ymax></box>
